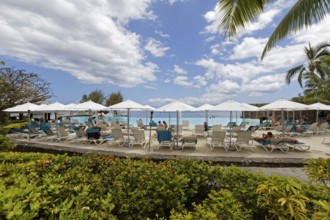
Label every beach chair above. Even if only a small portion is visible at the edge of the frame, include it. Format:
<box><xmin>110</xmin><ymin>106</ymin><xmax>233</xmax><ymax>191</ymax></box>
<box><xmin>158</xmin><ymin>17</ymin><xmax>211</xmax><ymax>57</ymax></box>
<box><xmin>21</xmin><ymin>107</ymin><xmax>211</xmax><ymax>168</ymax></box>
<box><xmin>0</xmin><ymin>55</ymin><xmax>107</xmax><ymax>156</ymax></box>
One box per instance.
<box><xmin>55</xmin><ymin>126</ymin><xmax>76</xmax><ymax>142</ymax></box>
<box><xmin>136</xmin><ymin>119</ymin><xmax>146</xmax><ymax>129</ymax></box>
<box><xmin>208</xmin><ymin>130</ymin><xmax>228</xmax><ymax>151</ymax></box>
<box><xmin>156</xmin><ymin>130</ymin><xmax>173</xmax><ymax>151</ymax></box>
<box><xmin>194</xmin><ymin>125</ymin><xmax>206</xmax><ymax>137</ymax></box>
<box><xmin>131</xmin><ymin>129</ymin><xmax>149</xmax><ymax>148</ymax></box>
<box><xmin>110</xmin><ymin>128</ymin><xmax>128</xmax><ymax>147</ymax></box>
<box><xmin>255</xmin><ymin>139</ymin><xmax>289</xmax><ymax>153</ymax></box>
<box><xmin>68</xmin><ymin>127</ymin><xmax>87</xmax><ymax>143</ymax></box>
<box><xmin>283</xmin><ymin>142</ymin><xmax>310</xmax><ymax>152</ymax></box>
<box><xmin>302</xmin><ymin>122</ymin><xmax>319</xmax><ymax>136</ymax></box>
<box><xmin>234</xmin><ymin>131</ymin><xmax>254</xmax><ymax>152</ymax></box>
<box><xmin>182</xmin><ymin>120</ymin><xmax>190</xmax><ymax>130</ymax></box>
<box><xmin>181</xmin><ymin>136</ymin><xmax>198</xmax><ymax>152</ymax></box>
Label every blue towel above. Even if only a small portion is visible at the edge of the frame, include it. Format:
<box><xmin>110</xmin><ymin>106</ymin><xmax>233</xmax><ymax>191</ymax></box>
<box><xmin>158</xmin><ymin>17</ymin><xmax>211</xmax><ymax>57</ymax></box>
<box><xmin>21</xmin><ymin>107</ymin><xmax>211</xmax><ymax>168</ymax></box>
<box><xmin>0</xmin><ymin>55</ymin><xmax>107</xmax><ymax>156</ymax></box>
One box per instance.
<box><xmin>157</xmin><ymin>131</ymin><xmax>172</xmax><ymax>143</ymax></box>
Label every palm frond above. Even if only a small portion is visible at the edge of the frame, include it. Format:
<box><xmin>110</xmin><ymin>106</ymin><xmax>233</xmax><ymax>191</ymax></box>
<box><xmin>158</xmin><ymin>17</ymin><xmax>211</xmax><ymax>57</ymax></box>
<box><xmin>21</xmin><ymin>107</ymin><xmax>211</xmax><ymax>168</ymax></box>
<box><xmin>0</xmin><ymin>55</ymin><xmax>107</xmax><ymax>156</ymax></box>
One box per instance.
<box><xmin>217</xmin><ymin>0</ymin><xmax>269</xmax><ymax>38</ymax></box>
<box><xmin>261</xmin><ymin>0</ymin><xmax>330</xmax><ymax>60</ymax></box>
<box><xmin>286</xmin><ymin>65</ymin><xmax>304</xmax><ymax>84</ymax></box>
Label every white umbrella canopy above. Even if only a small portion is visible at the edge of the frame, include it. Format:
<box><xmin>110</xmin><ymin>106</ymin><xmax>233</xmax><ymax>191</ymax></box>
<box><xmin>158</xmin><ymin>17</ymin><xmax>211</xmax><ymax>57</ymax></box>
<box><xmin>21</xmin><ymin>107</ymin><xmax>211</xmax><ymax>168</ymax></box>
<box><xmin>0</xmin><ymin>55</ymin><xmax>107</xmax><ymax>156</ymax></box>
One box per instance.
<box><xmin>241</xmin><ymin>103</ymin><xmax>260</xmax><ymax>111</ymax></box>
<box><xmin>308</xmin><ymin>102</ymin><xmax>330</xmax><ymax>110</ymax></box>
<box><xmin>259</xmin><ymin>99</ymin><xmax>309</xmax><ymax>110</ymax></box>
<box><xmin>108</xmin><ymin>100</ymin><xmax>148</xmax><ymax>144</ymax></box>
<box><xmin>156</xmin><ymin>101</ymin><xmax>196</xmax><ymax>112</ymax></box>
<box><xmin>156</xmin><ymin>101</ymin><xmax>196</xmax><ymax>148</ymax></box>
<box><xmin>195</xmin><ymin>104</ymin><xmax>214</xmax><ymax>111</ymax></box>
<box><xmin>144</xmin><ymin>105</ymin><xmax>156</xmax><ymax>111</ymax></box>
<box><xmin>308</xmin><ymin>102</ymin><xmax>330</xmax><ymax>123</ymax></box>
<box><xmin>260</xmin><ymin>99</ymin><xmax>309</xmax><ymax>127</ymax></box>
<box><xmin>107</xmin><ymin>99</ymin><xmax>147</xmax><ymax>110</ymax></box>
<box><xmin>211</xmin><ymin>100</ymin><xmax>250</xmax><ymax>148</ymax></box>
<box><xmin>211</xmin><ymin>100</ymin><xmax>251</xmax><ymax>111</ymax></box>
<box><xmin>194</xmin><ymin>104</ymin><xmax>215</xmax><ymax>124</ymax></box>
<box><xmin>34</xmin><ymin>102</ymin><xmax>66</xmax><ymax>112</ymax></box>
<box><xmin>65</xmin><ymin>100</ymin><xmax>107</xmax><ymax>111</ymax></box>
<box><xmin>3</xmin><ymin>102</ymin><xmax>39</xmax><ymax>112</ymax></box>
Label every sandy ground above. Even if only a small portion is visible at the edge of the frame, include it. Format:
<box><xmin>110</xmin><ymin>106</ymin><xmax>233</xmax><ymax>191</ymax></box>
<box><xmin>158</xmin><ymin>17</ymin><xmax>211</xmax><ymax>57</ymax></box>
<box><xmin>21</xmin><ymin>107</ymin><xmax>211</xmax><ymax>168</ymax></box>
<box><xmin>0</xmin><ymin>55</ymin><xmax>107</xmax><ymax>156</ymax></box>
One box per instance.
<box><xmin>9</xmin><ymin>128</ymin><xmax>330</xmax><ymax>181</ymax></box>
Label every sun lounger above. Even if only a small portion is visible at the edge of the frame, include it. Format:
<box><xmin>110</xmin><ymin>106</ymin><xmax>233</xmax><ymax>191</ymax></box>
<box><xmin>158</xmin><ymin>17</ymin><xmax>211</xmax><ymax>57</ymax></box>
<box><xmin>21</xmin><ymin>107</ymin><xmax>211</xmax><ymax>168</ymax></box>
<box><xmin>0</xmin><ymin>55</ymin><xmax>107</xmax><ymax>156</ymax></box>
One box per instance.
<box><xmin>131</xmin><ymin>129</ymin><xmax>149</xmax><ymax>148</ymax></box>
<box><xmin>181</xmin><ymin>136</ymin><xmax>198</xmax><ymax>152</ymax></box>
<box><xmin>255</xmin><ymin>139</ymin><xmax>289</xmax><ymax>153</ymax></box>
<box><xmin>156</xmin><ymin>130</ymin><xmax>173</xmax><ymax>151</ymax></box>
<box><xmin>283</xmin><ymin>142</ymin><xmax>310</xmax><ymax>152</ymax></box>
<box><xmin>234</xmin><ymin>131</ymin><xmax>254</xmax><ymax>151</ymax></box>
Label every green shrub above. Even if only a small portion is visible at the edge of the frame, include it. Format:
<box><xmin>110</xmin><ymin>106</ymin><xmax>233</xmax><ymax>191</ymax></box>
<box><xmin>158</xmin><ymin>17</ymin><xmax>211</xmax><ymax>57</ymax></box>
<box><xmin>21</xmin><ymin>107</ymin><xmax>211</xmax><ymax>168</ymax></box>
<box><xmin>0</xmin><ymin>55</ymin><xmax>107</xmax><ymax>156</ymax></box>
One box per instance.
<box><xmin>257</xmin><ymin>175</ymin><xmax>309</xmax><ymax>219</ymax></box>
<box><xmin>0</xmin><ymin>153</ymin><xmax>328</xmax><ymax>219</ymax></box>
<box><xmin>4</xmin><ymin>122</ymin><xmax>28</xmax><ymax>130</ymax></box>
<box><xmin>170</xmin><ymin>189</ymin><xmax>251</xmax><ymax>219</ymax></box>
<box><xmin>0</xmin><ymin>135</ymin><xmax>16</xmax><ymax>151</ymax></box>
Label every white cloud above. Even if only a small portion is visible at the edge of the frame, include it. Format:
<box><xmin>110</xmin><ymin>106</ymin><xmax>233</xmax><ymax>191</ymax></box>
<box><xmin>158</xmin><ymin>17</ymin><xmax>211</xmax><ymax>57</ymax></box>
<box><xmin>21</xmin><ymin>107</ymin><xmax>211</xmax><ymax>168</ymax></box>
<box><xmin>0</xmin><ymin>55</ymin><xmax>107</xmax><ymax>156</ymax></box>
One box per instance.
<box><xmin>144</xmin><ymin>38</ymin><xmax>170</xmax><ymax>57</ymax></box>
<box><xmin>241</xmin><ymin>74</ymin><xmax>285</xmax><ymax>96</ymax></box>
<box><xmin>0</xmin><ymin>0</ymin><xmax>158</xmax><ymax>87</ymax></box>
<box><xmin>230</xmin><ymin>37</ymin><xmax>268</xmax><ymax>60</ymax></box>
<box><xmin>173</xmin><ymin>65</ymin><xmax>187</xmax><ymax>74</ymax></box>
<box><xmin>167</xmin><ymin>0</ymin><xmax>186</xmax><ymax>5</ymax></box>
<box><xmin>173</xmin><ymin>75</ymin><xmax>193</xmax><ymax>86</ymax></box>
<box><xmin>155</xmin><ymin>30</ymin><xmax>170</xmax><ymax>38</ymax></box>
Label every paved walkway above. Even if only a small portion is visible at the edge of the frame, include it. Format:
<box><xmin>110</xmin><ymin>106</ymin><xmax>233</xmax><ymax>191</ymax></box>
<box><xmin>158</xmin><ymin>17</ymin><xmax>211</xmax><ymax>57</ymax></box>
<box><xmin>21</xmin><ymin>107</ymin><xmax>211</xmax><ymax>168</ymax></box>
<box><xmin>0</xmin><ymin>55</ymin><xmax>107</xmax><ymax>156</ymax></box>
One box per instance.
<box><xmin>10</xmin><ymin>129</ymin><xmax>330</xmax><ymax>165</ymax></box>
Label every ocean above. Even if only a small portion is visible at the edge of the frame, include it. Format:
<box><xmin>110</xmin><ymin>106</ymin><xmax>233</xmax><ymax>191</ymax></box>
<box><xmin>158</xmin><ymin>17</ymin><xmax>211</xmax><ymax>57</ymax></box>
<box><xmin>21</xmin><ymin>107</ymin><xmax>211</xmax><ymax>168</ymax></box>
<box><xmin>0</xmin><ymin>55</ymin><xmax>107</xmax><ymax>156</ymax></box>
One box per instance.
<box><xmin>69</xmin><ymin>111</ymin><xmax>260</xmax><ymax>127</ymax></box>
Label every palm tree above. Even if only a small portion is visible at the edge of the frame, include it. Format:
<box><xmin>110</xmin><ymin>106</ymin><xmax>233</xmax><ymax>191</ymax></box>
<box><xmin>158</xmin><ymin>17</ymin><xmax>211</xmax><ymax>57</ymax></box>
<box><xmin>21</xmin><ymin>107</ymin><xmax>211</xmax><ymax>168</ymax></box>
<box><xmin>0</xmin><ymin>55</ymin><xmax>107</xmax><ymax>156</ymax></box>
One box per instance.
<box><xmin>217</xmin><ymin>0</ymin><xmax>330</xmax><ymax>60</ymax></box>
<box><xmin>286</xmin><ymin>42</ymin><xmax>330</xmax><ymax>87</ymax></box>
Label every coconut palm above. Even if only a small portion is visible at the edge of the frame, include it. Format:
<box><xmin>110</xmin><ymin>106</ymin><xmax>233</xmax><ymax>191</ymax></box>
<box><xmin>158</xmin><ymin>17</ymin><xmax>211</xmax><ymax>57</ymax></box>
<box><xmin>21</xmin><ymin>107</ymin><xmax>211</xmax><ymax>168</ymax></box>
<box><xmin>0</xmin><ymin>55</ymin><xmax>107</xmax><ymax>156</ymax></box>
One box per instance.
<box><xmin>217</xmin><ymin>0</ymin><xmax>330</xmax><ymax>60</ymax></box>
<box><xmin>303</xmin><ymin>73</ymin><xmax>330</xmax><ymax>102</ymax></box>
<box><xmin>286</xmin><ymin>42</ymin><xmax>330</xmax><ymax>87</ymax></box>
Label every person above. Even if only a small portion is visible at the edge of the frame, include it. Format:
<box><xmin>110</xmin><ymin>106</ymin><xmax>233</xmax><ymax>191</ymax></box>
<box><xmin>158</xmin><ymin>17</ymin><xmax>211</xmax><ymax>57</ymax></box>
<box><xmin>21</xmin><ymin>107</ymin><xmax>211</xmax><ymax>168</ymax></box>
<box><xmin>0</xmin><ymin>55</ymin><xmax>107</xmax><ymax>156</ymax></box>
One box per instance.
<box><xmin>156</xmin><ymin>121</ymin><xmax>165</xmax><ymax>132</ymax></box>
<box><xmin>268</xmin><ymin>113</ymin><xmax>276</xmax><ymax>128</ymax></box>
<box><xmin>204</xmin><ymin>121</ymin><xmax>208</xmax><ymax>131</ymax></box>
<box><xmin>254</xmin><ymin>131</ymin><xmax>298</xmax><ymax>143</ymax></box>
<box><xmin>162</xmin><ymin>121</ymin><xmax>168</xmax><ymax>130</ymax></box>
<box><xmin>327</xmin><ymin>113</ymin><xmax>330</xmax><ymax>125</ymax></box>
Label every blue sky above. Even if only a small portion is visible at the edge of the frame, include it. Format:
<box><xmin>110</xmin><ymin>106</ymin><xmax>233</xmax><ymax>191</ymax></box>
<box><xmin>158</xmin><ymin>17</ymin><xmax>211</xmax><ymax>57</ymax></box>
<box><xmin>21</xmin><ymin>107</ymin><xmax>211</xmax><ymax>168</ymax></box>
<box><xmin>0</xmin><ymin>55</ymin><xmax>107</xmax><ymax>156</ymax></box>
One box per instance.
<box><xmin>1</xmin><ymin>0</ymin><xmax>330</xmax><ymax>107</ymax></box>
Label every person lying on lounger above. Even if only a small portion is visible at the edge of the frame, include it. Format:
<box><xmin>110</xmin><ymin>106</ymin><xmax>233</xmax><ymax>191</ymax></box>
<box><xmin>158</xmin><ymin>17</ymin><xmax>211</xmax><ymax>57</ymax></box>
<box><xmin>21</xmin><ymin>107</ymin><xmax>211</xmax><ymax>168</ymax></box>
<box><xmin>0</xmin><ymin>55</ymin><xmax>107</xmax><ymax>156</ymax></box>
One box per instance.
<box><xmin>254</xmin><ymin>132</ymin><xmax>299</xmax><ymax>143</ymax></box>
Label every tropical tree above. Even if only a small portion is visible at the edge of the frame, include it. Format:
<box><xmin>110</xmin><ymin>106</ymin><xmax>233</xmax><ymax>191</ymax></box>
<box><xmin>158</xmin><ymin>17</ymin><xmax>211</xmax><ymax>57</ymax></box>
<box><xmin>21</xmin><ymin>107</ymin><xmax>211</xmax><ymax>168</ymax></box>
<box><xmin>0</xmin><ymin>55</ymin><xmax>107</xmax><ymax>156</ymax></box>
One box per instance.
<box><xmin>106</xmin><ymin>91</ymin><xmax>123</xmax><ymax>106</ymax></box>
<box><xmin>217</xmin><ymin>0</ymin><xmax>330</xmax><ymax>59</ymax></box>
<box><xmin>80</xmin><ymin>89</ymin><xmax>105</xmax><ymax>104</ymax></box>
<box><xmin>286</xmin><ymin>42</ymin><xmax>330</xmax><ymax>87</ymax></box>
<box><xmin>0</xmin><ymin>67</ymin><xmax>52</xmax><ymax>112</ymax></box>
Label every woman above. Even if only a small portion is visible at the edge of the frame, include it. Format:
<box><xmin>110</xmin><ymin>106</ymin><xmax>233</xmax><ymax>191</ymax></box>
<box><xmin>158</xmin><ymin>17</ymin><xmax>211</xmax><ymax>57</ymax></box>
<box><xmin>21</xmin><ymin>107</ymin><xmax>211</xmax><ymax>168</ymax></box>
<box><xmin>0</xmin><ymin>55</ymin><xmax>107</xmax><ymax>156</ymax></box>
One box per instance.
<box><xmin>254</xmin><ymin>132</ymin><xmax>298</xmax><ymax>143</ymax></box>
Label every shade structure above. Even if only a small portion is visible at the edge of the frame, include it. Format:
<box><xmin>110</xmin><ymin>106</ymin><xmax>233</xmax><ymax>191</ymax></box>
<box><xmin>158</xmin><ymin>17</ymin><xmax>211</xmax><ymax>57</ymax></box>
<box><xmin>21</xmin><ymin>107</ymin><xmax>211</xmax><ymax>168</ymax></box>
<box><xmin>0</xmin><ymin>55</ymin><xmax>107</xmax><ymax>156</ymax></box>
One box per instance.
<box><xmin>259</xmin><ymin>99</ymin><xmax>309</xmax><ymax>128</ymax></box>
<box><xmin>34</xmin><ymin>102</ymin><xmax>66</xmax><ymax>112</ymax></box>
<box><xmin>156</xmin><ymin>101</ymin><xmax>196</xmax><ymax>147</ymax></box>
<box><xmin>108</xmin><ymin>100</ymin><xmax>147</xmax><ymax>110</ymax></box>
<box><xmin>3</xmin><ymin>102</ymin><xmax>39</xmax><ymax>113</ymax></box>
<box><xmin>156</xmin><ymin>101</ymin><xmax>196</xmax><ymax>112</ymax></box>
<box><xmin>308</xmin><ymin>102</ymin><xmax>330</xmax><ymax>122</ymax></box>
<box><xmin>3</xmin><ymin>102</ymin><xmax>40</xmax><ymax>141</ymax></box>
<box><xmin>211</xmin><ymin>100</ymin><xmax>251</xmax><ymax>112</ymax></box>
<box><xmin>308</xmin><ymin>102</ymin><xmax>330</xmax><ymax>110</ymax></box>
<box><xmin>65</xmin><ymin>100</ymin><xmax>107</xmax><ymax>111</ymax></box>
<box><xmin>108</xmin><ymin>100</ymin><xmax>148</xmax><ymax>145</ymax></box>
<box><xmin>241</xmin><ymin>103</ymin><xmax>259</xmax><ymax>111</ymax></box>
<box><xmin>259</xmin><ymin>99</ymin><xmax>309</xmax><ymax>111</ymax></box>
<box><xmin>211</xmin><ymin>100</ymin><xmax>251</xmax><ymax>147</ymax></box>
<box><xmin>195</xmin><ymin>104</ymin><xmax>214</xmax><ymax>124</ymax></box>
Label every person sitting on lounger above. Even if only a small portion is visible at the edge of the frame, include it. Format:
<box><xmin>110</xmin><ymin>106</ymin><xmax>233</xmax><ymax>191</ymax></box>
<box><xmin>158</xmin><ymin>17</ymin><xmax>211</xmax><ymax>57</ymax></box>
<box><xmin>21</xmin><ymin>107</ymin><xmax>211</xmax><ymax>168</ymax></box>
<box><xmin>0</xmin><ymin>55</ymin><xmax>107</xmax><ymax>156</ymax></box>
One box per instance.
<box><xmin>254</xmin><ymin>132</ymin><xmax>298</xmax><ymax>143</ymax></box>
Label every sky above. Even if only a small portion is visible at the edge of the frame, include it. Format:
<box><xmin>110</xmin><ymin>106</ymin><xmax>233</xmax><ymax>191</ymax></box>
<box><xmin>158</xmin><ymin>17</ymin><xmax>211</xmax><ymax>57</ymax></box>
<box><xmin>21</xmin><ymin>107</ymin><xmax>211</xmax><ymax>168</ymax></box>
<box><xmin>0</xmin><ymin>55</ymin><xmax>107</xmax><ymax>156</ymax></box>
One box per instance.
<box><xmin>1</xmin><ymin>0</ymin><xmax>330</xmax><ymax>108</ymax></box>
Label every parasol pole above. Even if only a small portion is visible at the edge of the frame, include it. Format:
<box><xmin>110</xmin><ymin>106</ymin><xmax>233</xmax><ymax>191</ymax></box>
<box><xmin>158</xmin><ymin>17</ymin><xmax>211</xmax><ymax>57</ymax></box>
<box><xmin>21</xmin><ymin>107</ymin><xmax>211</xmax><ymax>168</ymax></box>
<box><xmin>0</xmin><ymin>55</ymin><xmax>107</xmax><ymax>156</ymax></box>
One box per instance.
<box><xmin>148</xmin><ymin>111</ymin><xmax>153</xmax><ymax>151</ymax></box>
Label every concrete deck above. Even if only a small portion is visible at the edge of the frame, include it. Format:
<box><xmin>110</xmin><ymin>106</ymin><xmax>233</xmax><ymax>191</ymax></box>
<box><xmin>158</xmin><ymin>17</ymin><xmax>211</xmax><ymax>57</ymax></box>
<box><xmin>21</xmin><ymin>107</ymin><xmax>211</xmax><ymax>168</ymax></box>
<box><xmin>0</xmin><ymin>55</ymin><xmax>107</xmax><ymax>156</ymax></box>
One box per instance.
<box><xmin>9</xmin><ymin>129</ymin><xmax>330</xmax><ymax>167</ymax></box>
